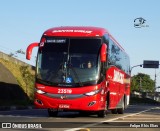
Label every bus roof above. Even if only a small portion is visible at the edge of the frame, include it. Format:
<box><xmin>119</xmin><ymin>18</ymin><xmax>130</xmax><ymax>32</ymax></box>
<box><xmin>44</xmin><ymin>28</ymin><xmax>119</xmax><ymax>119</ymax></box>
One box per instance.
<box><xmin>43</xmin><ymin>26</ymin><xmax>125</xmax><ymax>51</ymax></box>
<box><xmin>43</xmin><ymin>26</ymin><xmax>107</xmax><ymax>37</ymax></box>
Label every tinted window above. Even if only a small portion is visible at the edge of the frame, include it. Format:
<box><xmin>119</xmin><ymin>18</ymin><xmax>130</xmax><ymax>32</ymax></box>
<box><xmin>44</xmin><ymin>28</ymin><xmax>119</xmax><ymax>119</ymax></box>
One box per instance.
<box><xmin>36</xmin><ymin>37</ymin><xmax>102</xmax><ymax>87</ymax></box>
<box><xmin>108</xmin><ymin>39</ymin><xmax>130</xmax><ymax>74</ymax></box>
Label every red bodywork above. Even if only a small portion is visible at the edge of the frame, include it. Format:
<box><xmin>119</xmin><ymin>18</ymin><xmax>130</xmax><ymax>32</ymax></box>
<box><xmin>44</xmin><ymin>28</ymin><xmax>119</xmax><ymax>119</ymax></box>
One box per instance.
<box><xmin>35</xmin><ymin>82</ymin><xmax>107</xmax><ymax>111</ymax></box>
<box><xmin>27</xmin><ymin>26</ymin><xmax>130</xmax><ymax>112</ymax></box>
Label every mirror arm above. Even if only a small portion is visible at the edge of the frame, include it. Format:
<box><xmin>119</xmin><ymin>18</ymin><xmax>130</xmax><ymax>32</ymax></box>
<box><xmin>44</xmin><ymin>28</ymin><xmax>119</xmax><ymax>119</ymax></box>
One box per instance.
<box><xmin>26</xmin><ymin>42</ymin><xmax>39</xmax><ymax>60</ymax></box>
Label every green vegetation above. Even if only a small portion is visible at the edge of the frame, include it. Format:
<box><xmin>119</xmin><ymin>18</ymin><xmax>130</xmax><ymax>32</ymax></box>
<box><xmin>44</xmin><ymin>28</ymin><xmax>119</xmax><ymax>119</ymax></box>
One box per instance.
<box><xmin>0</xmin><ymin>58</ymin><xmax>35</xmax><ymax>105</ymax></box>
<box><xmin>20</xmin><ymin>66</ymin><xmax>35</xmax><ymax>100</ymax></box>
<box><xmin>131</xmin><ymin>73</ymin><xmax>155</xmax><ymax>92</ymax></box>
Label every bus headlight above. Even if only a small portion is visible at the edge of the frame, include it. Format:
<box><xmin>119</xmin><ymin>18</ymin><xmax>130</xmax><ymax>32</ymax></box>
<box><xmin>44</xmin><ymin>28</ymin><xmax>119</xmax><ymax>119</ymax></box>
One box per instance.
<box><xmin>84</xmin><ymin>89</ymin><xmax>100</xmax><ymax>96</ymax></box>
<box><xmin>36</xmin><ymin>89</ymin><xmax>46</xmax><ymax>94</ymax></box>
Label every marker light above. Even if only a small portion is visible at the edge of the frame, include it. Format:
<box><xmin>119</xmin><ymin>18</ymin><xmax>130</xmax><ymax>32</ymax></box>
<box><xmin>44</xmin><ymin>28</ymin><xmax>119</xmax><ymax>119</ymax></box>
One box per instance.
<box><xmin>40</xmin><ymin>37</ymin><xmax>46</xmax><ymax>47</ymax></box>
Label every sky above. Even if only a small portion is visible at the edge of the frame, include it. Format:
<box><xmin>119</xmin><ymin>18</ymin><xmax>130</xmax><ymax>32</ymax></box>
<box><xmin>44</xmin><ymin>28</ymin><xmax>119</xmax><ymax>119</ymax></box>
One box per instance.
<box><xmin>0</xmin><ymin>0</ymin><xmax>160</xmax><ymax>88</ymax></box>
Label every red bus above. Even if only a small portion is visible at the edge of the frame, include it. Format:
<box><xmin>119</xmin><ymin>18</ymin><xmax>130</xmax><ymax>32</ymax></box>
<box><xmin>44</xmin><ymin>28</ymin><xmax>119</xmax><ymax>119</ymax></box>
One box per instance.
<box><xmin>26</xmin><ymin>26</ymin><xmax>130</xmax><ymax>117</ymax></box>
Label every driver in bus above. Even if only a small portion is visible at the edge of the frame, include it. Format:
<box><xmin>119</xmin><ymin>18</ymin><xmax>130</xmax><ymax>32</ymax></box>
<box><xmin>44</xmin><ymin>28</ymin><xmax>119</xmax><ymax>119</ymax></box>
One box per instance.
<box><xmin>87</xmin><ymin>61</ymin><xmax>92</xmax><ymax>68</ymax></box>
<box><xmin>80</xmin><ymin>60</ymin><xmax>92</xmax><ymax>69</ymax></box>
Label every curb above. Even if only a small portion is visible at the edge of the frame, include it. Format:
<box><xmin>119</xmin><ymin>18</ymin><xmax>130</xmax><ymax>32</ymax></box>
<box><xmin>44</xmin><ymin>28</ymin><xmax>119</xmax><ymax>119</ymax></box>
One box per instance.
<box><xmin>130</xmin><ymin>103</ymin><xmax>160</xmax><ymax>106</ymax></box>
<box><xmin>0</xmin><ymin>106</ymin><xmax>34</xmax><ymax>111</ymax></box>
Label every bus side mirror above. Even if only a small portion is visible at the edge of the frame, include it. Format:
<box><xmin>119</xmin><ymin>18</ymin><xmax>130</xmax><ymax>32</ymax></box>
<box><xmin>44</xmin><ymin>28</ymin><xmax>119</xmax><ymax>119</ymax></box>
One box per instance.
<box><xmin>100</xmin><ymin>43</ymin><xmax>107</xmax><ymax>62</ymax></box>
<box><xmin>26</xmin><ymin>42</ymin><xmax>39</xmax><ymax>60</ymax></box>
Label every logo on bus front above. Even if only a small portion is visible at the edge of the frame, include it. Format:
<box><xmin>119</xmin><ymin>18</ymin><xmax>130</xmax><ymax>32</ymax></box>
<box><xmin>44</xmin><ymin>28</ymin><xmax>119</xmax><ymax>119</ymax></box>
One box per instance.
<box><xmin>60</xmin><ymin>94</ymin><xmax>67</xmax><ymax>99</ymax></box>
<box><xmin>52</xmin><ymin>30</ymin><xmax>92</xmax><ymax>34</ymax></box>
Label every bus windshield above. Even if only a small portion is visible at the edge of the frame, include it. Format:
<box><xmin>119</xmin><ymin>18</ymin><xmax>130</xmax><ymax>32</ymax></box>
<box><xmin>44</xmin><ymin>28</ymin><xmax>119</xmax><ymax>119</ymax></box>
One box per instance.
<box><xmin>36</xmin><ymin>37</ymin><xmax>102</xmax><ymax>87</ymax></box>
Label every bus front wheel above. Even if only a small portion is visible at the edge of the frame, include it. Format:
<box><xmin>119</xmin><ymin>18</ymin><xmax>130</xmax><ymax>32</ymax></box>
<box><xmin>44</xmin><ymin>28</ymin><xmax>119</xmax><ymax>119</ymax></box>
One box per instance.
<box><xmin>97</xmin><ymin>110</ymin><xmax>106</xmax><ymax>118</ymax></box>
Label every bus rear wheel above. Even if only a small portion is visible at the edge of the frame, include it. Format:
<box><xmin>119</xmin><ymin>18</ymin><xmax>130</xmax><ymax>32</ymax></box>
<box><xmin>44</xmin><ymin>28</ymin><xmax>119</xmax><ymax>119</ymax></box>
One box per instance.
<box><xmin>48</xmin><ymin>108</ymin><xmax>58</xmax><ymax>117</ymax></box>
<box><xmin>117</xmin><ymin>101</ymin><xmax>124</xmax><ymax>114</ymax></box>
<box><xmin>111</xmin><ymin>109</ymin><xmax>117</xmax><ymax>114</ymax></box>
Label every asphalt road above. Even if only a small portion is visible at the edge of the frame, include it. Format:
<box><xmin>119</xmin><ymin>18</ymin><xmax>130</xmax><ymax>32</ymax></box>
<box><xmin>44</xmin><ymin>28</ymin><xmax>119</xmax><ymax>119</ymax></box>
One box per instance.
<box><xmin>0</xmin><ymin>105</ymin><xmax>160</xmax><ymax>131</ymax></box>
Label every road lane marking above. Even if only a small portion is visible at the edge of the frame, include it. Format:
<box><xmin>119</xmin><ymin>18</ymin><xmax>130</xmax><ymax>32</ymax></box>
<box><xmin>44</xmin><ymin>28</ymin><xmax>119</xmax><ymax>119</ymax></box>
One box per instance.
<box><xmin>65</xmin><ymin>107</ymin><xmax>156</xmax><ymax>131</ymax></box>
<box><xmin>112</xmin><ymin>120</ymin><xmax>160</xmax><ymax>122</ymax></box>
<box><xmin>118</xmin><ymin>118</ymin><xmax>160</xmax><ymax>119</ymax></box>
<box><xmin>0</xmin><ymin>115</ymin><xmax>45</xmax><ymax>119</ymax></box>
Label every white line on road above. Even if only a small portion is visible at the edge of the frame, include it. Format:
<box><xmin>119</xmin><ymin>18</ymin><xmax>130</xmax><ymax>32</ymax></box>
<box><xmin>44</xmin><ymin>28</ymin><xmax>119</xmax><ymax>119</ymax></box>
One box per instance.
<box><xmin>65</xmin><ymin>107</ymin><xmax>156</xmax><ymax>131</ymax></box>
<box><xmin>118</xmin><ymin>118</ymin><xmax>160</xmax><ymax>120</ymax></box>
<box><xmin>112</xmin><ymin>120</ymin><xmax>160</xmax><ymax>122</ymax></box>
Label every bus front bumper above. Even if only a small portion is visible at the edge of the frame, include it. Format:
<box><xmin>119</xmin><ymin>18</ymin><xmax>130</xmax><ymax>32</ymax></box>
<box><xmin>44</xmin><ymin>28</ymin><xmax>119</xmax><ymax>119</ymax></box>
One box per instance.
<box><xmin>34</xmin><ymin>93</ymin><xmax>106</xmax><ymax>111</ymax></box>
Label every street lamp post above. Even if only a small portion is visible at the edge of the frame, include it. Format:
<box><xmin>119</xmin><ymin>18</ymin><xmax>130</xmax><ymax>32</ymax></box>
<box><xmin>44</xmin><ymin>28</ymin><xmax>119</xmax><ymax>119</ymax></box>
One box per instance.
<box><xmin>130</xmin><ymin>64</ymin><xmax>143</xmax><ymax>93</ymax></box>
<box><xmin>155</xmin><ymin>71</ymin><xmax>160</xmax><ymax>92</ymax></box>
<box><xmin>130</xmin><ymin>64</ymin><xmax>143</xmax><ymax>75</ymax></box>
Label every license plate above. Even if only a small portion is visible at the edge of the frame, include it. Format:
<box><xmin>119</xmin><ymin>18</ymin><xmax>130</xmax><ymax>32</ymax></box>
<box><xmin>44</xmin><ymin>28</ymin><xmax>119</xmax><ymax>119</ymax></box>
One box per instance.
<box><xmin>59</xmin><ymin>104</ymin><xmax>70</xmax><ymax>109</ymax></box>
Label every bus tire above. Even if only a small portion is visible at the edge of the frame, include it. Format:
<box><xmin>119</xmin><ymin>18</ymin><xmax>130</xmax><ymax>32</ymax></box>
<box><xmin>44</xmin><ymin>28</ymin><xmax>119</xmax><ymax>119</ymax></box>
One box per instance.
<box><xmin>97</xmin><ymin>110</ymin><xmax>106</xmax><ymax>118</ymax></box>
<box><xmin>117</xmin><ymin>108</ymin><xmax>124</xmax><ymax>114</ymax></box>
<box><xmin>48</xmin><ymin>108</ymin><xmax>58</xmax><ymax>117</ymax></box>
<box><xmin>117</xmin><ymin>99</ymin><xmax>124</xmax><ymax>114</ymax></box>
<box><xmin>111</xmin><ymin>109</ymin><xmax>117</xmax><ymax>114</ymax></box>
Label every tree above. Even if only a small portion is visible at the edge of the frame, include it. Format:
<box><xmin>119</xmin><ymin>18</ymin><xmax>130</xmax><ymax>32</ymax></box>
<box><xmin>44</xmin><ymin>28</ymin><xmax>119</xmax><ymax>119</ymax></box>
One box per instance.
<box><xmin>131</xmin><ymin>73</ymin><xmax>155</xmax><ymax>92</ymax></box>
